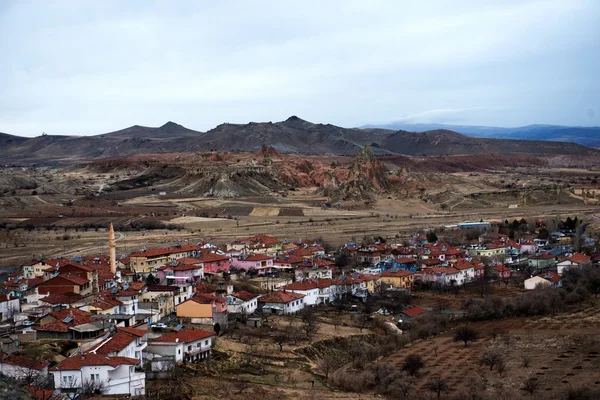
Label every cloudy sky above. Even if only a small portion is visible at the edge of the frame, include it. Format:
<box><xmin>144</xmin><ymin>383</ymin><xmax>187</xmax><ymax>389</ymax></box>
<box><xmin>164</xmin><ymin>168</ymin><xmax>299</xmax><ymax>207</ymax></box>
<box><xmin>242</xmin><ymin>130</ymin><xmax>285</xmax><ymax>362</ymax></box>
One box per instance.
<box><xmin>1</xmin><ymin>0</ymin><xmax>599</xmax><ymax>137</ymax></box>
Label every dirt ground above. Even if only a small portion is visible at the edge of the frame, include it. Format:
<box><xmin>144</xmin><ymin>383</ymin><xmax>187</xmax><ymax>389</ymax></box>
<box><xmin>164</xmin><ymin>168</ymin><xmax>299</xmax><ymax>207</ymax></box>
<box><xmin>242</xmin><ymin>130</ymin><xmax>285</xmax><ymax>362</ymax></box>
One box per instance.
<box><xmin>385</xmin><ymin>305</ymin><xmax>600</xmax><ymax>399</ymax></box>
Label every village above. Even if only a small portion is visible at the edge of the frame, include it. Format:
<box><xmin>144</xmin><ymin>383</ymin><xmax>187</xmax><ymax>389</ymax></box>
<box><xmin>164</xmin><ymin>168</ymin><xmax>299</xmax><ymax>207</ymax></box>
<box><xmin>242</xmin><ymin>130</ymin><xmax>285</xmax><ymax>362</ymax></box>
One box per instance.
<box><xmin>0</xmin><ymin>215</ymin><xmax>599</xmax><ymax>400</ymax></box>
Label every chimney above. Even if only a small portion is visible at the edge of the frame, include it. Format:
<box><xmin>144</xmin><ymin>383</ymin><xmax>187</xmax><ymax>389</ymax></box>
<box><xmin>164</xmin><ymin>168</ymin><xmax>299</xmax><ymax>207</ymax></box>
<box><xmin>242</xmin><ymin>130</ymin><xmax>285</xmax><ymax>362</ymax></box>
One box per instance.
<box><xmin>109</xmin><ymin>223</ymin><xmax>116</xmax><ymax>274</ymax></box>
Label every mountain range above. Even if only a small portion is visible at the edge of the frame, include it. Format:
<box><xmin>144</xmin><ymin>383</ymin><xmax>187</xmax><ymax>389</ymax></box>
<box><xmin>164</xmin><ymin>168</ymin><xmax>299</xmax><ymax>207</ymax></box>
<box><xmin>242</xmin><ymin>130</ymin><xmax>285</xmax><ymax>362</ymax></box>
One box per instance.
<box><xmin>361</xmin><ymin>122</ymin><xmax>600</xmax><ymax>148</ymax></box>
<box><xmin>1</xmin><ymin>117</ymin><xmax>598</xmax><ymax>165</ymax></box>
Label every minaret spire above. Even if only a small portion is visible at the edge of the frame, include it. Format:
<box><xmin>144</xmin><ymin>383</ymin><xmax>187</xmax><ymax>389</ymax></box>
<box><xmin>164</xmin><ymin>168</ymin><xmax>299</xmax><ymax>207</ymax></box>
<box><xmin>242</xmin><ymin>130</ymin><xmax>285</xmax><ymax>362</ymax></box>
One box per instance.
<box><xmin>109</xmin><ymin>223</ymin><xmax>116</xmax><ymax>274</ymax></box>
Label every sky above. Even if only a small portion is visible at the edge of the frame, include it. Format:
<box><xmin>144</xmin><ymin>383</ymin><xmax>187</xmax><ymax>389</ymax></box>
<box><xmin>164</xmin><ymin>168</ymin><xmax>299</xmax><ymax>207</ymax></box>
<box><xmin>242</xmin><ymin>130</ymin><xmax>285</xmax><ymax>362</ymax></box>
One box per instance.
<box><xmin>1</xmin><ymin>0</ymin><xmax>599</xmax><ymax>137</ymax></box>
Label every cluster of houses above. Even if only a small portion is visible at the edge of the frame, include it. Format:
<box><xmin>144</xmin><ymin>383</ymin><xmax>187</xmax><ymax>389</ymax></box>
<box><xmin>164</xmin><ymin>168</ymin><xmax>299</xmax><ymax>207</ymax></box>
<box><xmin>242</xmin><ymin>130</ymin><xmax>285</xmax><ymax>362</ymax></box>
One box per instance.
<box><xmin>0</xmin><ymin>226</ymin><xmax>598</xmax><ymax>398</ymax></box>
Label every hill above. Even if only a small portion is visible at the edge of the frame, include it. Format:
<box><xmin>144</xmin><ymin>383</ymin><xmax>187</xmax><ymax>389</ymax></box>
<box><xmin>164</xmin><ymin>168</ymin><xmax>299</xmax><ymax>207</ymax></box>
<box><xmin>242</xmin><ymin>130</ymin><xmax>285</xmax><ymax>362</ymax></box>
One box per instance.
<box><xmin>362</xmin><ymin>122</ymin><xmax>600</xmax><ymax>148</ymax></box>
<box><xmin>0</xmin><ymin>117</ymin><xmax>597</xmax><ymax>165</ymax></box>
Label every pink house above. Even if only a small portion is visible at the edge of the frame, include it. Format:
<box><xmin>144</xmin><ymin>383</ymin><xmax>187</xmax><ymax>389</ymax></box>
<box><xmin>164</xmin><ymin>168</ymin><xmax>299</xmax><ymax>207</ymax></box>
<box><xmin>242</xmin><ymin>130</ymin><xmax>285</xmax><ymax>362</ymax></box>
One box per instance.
<box><xmin>156</xmin><ymin>262</ymin><xmax>204</xmax><ymax>284</ymax></box>
<box><xmin>493</xmin><ymin>264</ymin><xmax>512</xmax><ymax>279</ymax></box>
<box><xmin>178</xmin><ymin>252</ymin><xmax>231</xmax><ymax>274</ymax></box>
<box><xmin>231</xmin><ymin>254</ymin><xmax>274</xmax><ymax>275</ymax></box>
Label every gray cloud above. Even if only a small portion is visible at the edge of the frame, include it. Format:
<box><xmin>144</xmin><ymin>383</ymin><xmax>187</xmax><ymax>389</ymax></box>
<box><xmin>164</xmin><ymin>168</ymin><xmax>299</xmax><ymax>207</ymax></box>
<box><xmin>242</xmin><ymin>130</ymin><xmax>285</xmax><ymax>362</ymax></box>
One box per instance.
<box><xmin>1</xmin><ymin>0</ymin><xmax>599</xmax><ymax>136</ymax></box>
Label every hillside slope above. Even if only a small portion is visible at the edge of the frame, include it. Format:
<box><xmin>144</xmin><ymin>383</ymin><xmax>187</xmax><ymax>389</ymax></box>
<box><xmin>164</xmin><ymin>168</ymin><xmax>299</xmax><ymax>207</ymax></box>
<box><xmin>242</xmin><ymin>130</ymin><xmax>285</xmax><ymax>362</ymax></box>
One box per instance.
<box><xmin>0</xmin><ymin>117</ymin><xmax>597</xmax><ymax>165</ymax></box>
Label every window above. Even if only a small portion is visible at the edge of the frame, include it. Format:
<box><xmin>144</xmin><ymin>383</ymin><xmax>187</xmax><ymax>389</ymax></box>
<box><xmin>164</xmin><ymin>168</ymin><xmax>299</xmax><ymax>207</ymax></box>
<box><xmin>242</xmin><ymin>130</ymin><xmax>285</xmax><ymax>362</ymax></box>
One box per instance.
<box><xmin>90</xmin><ymin>374</ymin><xmax>99</xmax><ymax>381</ymax></box>
<box><xmin>178</xmin><ymin>349</ymin><xmax>181</xmax><ymax>354</ymax></box>
<box><xmin>205</xmin><ymin>340</ymin><xmax>209</xmax><ymax>345</ymax></box>
<box><xmin>188</xmin><ymin>345</ymin><xmax>192</xmax><ymax>351</ymax></box>
<box><xmin>197</xmin><ymin>342</ymin><xmax>201</xmax><ymax>348</ymax></box>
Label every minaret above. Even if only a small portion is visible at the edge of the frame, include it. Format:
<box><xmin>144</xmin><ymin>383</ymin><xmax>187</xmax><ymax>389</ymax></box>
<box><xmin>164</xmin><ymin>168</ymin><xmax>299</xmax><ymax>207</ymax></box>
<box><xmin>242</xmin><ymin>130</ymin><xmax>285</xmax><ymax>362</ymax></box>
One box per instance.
<box><xmin>109</xmin><ymin>223</ymin><xmax>116</xmax><ymax>274</ymax></box>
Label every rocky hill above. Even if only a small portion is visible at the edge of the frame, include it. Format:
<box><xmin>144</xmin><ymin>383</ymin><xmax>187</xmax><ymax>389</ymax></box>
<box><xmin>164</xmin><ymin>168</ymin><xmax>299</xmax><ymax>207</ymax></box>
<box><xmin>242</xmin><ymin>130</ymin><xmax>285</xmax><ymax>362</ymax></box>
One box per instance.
<box><xmin>1</xmin><ymin>117</ymin><xmax>597</xmax><ymax>165</ymax></box>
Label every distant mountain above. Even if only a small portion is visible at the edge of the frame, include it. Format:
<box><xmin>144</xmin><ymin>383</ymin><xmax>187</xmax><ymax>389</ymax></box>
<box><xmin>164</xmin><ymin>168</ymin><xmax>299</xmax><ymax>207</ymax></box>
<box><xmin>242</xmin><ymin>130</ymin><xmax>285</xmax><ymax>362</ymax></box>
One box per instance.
<box><xmin>361</xmin><ymin>122</ymin><xmax>600</xmax><ymax>147</ymax></box>
<box><xmin>0</xmin><ymin>117</ymin><xmax>597</xmax><ymax>165</ymax></box>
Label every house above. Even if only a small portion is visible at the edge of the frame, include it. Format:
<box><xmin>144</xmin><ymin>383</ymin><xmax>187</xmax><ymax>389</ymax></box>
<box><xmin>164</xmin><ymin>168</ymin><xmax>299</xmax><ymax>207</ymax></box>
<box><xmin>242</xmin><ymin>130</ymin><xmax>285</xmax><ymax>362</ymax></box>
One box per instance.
<box><xmin>187</xmin><ymin>252</ymin><xmax>231</xmax><ymax>274</ymax></box>
<box><xmin>36</xmin><ymin>308</ymin><xmax>106</xmax><ymax>340</ymax></box>
<box><xmin>226</xmin><ymin>291</ymin><xmax>260</xmax><ymax>315</ymax></box>
<box><xmin>396</xmin><ymin>306</ymin><xmax>426</xmax><ymax>322</ymax></box>
<box><xmin>0</xmin><ymin>351</ymin><xmax>49</xmax><ymax>382</ymax></box>
<box><xmin>453</xmin><ymin>261</ymin><xmax>476</xmax><ymax>283</ymax></box>
<box><xmin>258</xmin><ymin>291</ymin><xmax>305</xmax><ymax>314</ymax></box>
<box><xmin>416</xmin><ymin>267</ymin><xmax>463</xmax><ymax>286</ymax></box>
<box><xmin>278</xmin><ymin>280</ymin><xmax>333</xmax><ymax>306</ymax></box>
<box><xmin>157</xmin><ymin>261</ymin><xmax>204</xmax><ymax>285</ymax></box>
<box><xmin>231</xmin><ymin>254</ymin><xmax>274</xmax><ymax>275</ymax></box>
<box><xmin>528</xmin><ymin>253</ymin><xmax>556</xmax><ymax>271</ymax></box>
<box><xmin>50</xmin><ymin>353</ymin><xmax>145</xmax><ymax>396</ymax></box>
<box><xmin>176</xmin><ymin>294</ymin><xmax>228</xmax><ymax>327</ymax></box>
<box><xmin>493</xmin><ymin>264</ymin><xmax>512</xmax><ymax>279</ymax></box>
<box><xmin>380</xmin><ymin>269</ymin><xmax>414</xmax><ymax>289</ymax></box>
<box><xmin>0</xmin><ymin>294</ymin><xmax>20</xmax><ymax>322</ymax></box>
<box><xmin>557</xmin><ymin>253</ymin><xmax>592</xmax><ymax>275</ymax></box>
<box><xmin>294</xmin><ymin>259</ymin><xmax>335</xmax><ymax>281</ymax></box>
<box><xmin>37</xmin><ymin>274</ymin><xmax>91</xmax><ymax>296</ymax></box>
<box><xmin>144</xmin><ymin>284</ymin><xmax>193</xmax><ymax>310</ymax></box>
<box><xmin>146</xmin><ymin>328</ymin><xmax>214</xmax><ymax>363</ymax></box>
<box><xmin>524</xmin><ymin>275</ymin><xmax>553</xmax><ymax>290</ymax></box>
<box><xmin>128</xmin><ymin>244</ymin><xmax>202</xmax><ymax>274</ymax></box>
<box><xmin>58</xmin><ymin>263</ymin><xmax>100</xmax><ymax>294</ymax></box>
<box><xmin>86</xmin><ymin>326</ymin><xmax>147</xmax><ymax>364</ymax></box>
<box><xmin>249</xmin><ymin>276</ymin><xmax>293</xmax><ymax>291</ymax></box>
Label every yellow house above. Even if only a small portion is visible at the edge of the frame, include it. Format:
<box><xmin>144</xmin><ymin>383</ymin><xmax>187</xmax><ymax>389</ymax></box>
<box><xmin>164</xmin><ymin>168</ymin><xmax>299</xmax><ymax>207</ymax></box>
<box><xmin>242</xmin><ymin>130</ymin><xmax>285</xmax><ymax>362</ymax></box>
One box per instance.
<box><xmin>360</xmin><ymin>275</ymin><xmax>381</xmax><ymax>293</ymax></box>
<box><xmin>176</xmin><ymin>294</ymin><xmax>228</xmax><ymax>325</ymax></box>
<box><xmin>380</xmin><ymin>269</ymin><xmax>414</xmax><ymax>289</ymax></box>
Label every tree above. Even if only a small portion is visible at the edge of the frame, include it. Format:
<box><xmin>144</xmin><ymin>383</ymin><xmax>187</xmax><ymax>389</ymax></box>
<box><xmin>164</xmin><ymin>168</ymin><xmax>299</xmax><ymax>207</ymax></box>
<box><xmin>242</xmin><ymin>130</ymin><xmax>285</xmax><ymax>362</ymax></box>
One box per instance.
<box><xmin>426</xmin><ymin>232</ymin><xmax>438</xmax><ymax>243</ymax></box>
<box><xmin>402</xmin><ymin>354</ymin><xmax>425</xmax><ymax>376</ymax></box>
<box><xmin>80</xmin><ymin>378</ymin><xmax>108</xmax><ymax>399</ymax></box>
<box><xmin>274</xmin><ymin>332</ymin><xmax>287</xmax><ymax>351</ymax></box>
<box><xmin>300</xmin><ymin>309</ymin><xmax>319</xmax><ymax>339</ymax></box>
<box><xmin>522</xmin><ymin>377</ymin><xmax>539</xmax><ymax>396</ymax></box>
<box><xmin>454</xmin><ymin>326</ymin><xmax>478</xmax><ymax>347</ymax></box>
<box><xmin>146</xmin><ymin>273</ymin><xmax>159</xmax><ymax>285</ymax></box>
<box><xmin>479</xmin><ymin>350</ymin><xmax>503</xmax><ymax>371</ymax></box>
<box><xmin>427</xmin><ymin>377</ymin><xmax>449</xmax><ymax>400</ymax></box>
<box><xmin>316</xmin><ymin>352</ymin><xmax>343</xmax><ymax>379</ymax></box>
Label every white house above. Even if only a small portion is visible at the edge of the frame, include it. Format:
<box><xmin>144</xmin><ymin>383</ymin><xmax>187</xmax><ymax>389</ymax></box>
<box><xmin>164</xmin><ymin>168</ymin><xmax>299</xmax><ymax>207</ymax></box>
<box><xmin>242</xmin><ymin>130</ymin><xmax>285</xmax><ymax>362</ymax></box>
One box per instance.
<box><xmin>226</xmin><ymin>291</ymin><xmax>259</xmax><ymax>315</ymax></box>
<box><xmin>416</xmin><ymin>267</ymin><xmax>464</xmax><ymax>286</ymax></box>
<box><xmin>146</xmin><ymin>328</ymin><xmax>214</xmax><ymax>363</ymax></box>
<box><xmin>453</xmin><ymin>262</ymin><xmax>476</xmax><ymax>283</ymax></box>
<box><xmin>557</xmin><ymin>253</ymin><xmax>592</xmax><ymax>275</ymax></box>
<box><xmin>0</xmin><ymin>351</ymin><xmax>49</xmax><ymax>382</ymax></box>
<box><xmin>277</xmin><ymin>280</ymin><xmax>334</xmax><ymax>306</ymax></box>
<box><xmin>87</xmin><ymin>326</ymin><xmax>147</xmax><ymax>364</ymax></box>
<box><xmin>524</xmin><ymin>276</ymin><xmax>552</xmax><ymax>290</ymax></box>
<box><xmin>258</xmin><ymin>291</ymin><xmax>305</xmax><ymax>314</ymax></box>
<box><xmin>0</xmin><ymin>294</ymin><xmax>20</xmax><ymax>322</ymax></box>
<box><xmin>50</xmin><ymin>353</ymin><xmax>145</xmax><ymax>396</ymax></box>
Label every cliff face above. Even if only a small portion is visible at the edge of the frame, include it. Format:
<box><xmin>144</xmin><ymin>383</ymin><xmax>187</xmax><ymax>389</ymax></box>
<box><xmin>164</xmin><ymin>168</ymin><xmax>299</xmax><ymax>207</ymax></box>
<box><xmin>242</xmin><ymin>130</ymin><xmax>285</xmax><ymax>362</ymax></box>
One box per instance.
<box><xmin>319</xmin><ymin>146</ymin><xmax>391</xmax><ymax>201</ymax></box>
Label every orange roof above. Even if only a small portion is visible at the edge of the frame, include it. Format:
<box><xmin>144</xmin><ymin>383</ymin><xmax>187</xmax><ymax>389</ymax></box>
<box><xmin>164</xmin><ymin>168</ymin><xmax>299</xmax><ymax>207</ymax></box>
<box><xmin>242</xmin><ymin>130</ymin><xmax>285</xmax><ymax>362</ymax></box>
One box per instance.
<box><xmin>568</xmin><ymin>253</ymin><xmax>591</xmax><ymax>264</ymax></box>
<box><xmin>51</xmin><ymin>354</ymin><xmax>138</xmax><ymax>370</ymax></box>
<box><xmin>153</xmin><ymin>328</ymin><xmax>214</xmax><ymax>343</ymax></box>
<box><xmin>258</xmin><ymin>291</ymin><xmax>304</xmax><ymax>303</ymax></box>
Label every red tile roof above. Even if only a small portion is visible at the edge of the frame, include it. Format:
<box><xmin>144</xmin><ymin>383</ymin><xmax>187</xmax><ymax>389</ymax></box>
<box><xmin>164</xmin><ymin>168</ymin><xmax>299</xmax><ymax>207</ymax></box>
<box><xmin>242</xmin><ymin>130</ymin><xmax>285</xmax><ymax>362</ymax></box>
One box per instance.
<box><xmin>87</xmin><ymin>331</ymin><xmax>137</xmax><ymax>356</ymax></box>
<box><xmin>129</xmin><ymin>244</ymin><xmax>201</xmax><ymax>258</ymax></box>
<box><xmin>238</xmin><ymin>254</ymin><xmax>273</xmax><ymax>262</ymax></box>
<box><xmin>40</xmin><ymin>292</ymin><xmax>86</xmax><ymax>305</ymax></box>
<box><xmin>381</xmin><ymin>269</ymin><xmax>413</xmax><ymax>278</ymax></box>
<box><xmin>118</xmin><ymin>326</ymin><xmax>147</xmax><ymax>337</ymax></box>
<box><xmin>0</xmin><ymin>352</ymin><xmax>49</xmax><ymax>370</ymax></box>
<box><xmin>401</xmin><ymin>306</ymin><xmax>425</xmax><ymax>318</ymax></box>
<box><xmin>231</xmin><ymin>291</ymin><xmax>259</xmax><ymax>301</ymax></box>
<box><xmin>153</xmin><ymin>328</ymin><xmax>214</xmax><ymax>343</ymax></box>
<box><xmin>568</xmin><ymin>253</ymin><xmax>591</xmax><ymax>264</ymax></box>
<box><xmin>282</xmin><ymin>279</ymin><xmax>333</xmax><ymax>291</ymax></box>
<box><xmin>258</xmin><ymin>291</ymin><xmax>304</xmax><ymax>303</ymax></box>
<box><xmin>50</xmin><ymin>354</ymin><xmax>138</xmax><ymax>371</ymax></box>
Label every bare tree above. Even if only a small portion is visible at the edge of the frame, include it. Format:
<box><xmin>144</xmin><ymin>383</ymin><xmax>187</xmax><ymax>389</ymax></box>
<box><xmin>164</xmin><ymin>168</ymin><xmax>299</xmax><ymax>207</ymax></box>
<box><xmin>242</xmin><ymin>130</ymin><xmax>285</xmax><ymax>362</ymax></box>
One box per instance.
<box><xmin>402</xmin><ymin>354</ymin><xmax>425</xmax><ymax>376</ymax></box>
<box><xmin>274</xmin><ymin>332</ymin><xmax>287</xmax><ymax>351</ymax></box>
<box><xmin>316</xmin><ymin>351</ymin><xmax>344</xmax><ymax>379</ymax></box>
<box><xmin>427</xmin><ymin>377</ymin><xmax>449</xmax><ymax>400</ymax></box>
<box><xmin>521</xmin><ymin>355</ymin><xmax>531</xmax><ymax>368</ymax></box>
<box><xmin>80</xmin><ymin>378</ymin><xmax>108</xmax><ymax>399</ymax></box>
<box><xmin>299</xmin><ymin>309</ymin><xmax>319</xmax><ymax>339</ymax></box>
<box><xmin>454</xmin><ymin>326</ymin><xmax>478</xmax><ymax>347</ymax></box>
<box><xmin>480</xmin><ymin>350</ymin><xmax>504</xmax><ymax>371</ymax></box>
<box><xmin>522</xmin><ymin>377</ymin><xmax>539</xmax><ymax>396</ymax></box>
